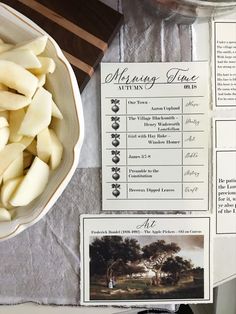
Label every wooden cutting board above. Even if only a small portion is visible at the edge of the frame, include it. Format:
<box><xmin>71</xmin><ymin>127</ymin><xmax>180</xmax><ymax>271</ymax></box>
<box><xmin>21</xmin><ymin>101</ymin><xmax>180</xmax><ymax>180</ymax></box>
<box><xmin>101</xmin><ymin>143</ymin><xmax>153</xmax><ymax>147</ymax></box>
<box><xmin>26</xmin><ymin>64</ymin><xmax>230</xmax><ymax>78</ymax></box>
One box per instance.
<box><xmin>1</xmin><ymin>0</ymin><xmax>123</xmax><ymax>91</ymax></box>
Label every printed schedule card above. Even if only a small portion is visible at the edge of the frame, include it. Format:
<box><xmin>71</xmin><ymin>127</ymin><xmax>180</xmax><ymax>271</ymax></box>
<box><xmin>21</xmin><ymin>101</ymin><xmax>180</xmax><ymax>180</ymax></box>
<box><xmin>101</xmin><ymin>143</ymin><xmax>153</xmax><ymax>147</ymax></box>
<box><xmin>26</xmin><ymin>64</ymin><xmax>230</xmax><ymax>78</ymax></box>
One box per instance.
<box><xmin>101</xmin><ymin>62</ymin><xmax>209</xmax><ymax>211</ymax></box>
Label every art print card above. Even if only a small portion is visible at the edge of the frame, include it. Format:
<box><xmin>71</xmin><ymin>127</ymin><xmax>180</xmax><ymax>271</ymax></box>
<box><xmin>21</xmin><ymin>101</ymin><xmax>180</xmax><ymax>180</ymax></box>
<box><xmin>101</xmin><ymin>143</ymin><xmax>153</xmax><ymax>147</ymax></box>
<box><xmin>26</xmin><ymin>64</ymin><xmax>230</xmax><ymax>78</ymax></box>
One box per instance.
<box><xmin>101</xmin><ymin>62</ymin><xmax>210</xmax><ymax>211</ymax></box>
<box><xmin>80</xmin><ymin>215</ymin><xmax>212</xmax><ymax>305</ymax></box>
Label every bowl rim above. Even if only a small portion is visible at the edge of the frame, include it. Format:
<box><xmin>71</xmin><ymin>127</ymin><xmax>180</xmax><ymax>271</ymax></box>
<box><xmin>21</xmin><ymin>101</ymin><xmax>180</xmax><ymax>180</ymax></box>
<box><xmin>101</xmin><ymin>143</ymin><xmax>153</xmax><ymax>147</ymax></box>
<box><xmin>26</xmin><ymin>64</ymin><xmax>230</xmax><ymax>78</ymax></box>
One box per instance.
<box><xmin>0</xmin><ymin>2</ymin><xmax>85</xmax><ymax>241</ymax></box>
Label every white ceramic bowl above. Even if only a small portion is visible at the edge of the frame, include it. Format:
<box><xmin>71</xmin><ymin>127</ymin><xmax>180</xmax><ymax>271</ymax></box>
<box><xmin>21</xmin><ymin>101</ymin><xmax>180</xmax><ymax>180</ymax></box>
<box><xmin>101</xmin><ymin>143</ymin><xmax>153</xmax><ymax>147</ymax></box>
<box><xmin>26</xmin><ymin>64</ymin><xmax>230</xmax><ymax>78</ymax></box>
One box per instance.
<box><xmin>0</xmin><ymin>3</ymin><xmax>84</xmax><ymax>241</ymax></box>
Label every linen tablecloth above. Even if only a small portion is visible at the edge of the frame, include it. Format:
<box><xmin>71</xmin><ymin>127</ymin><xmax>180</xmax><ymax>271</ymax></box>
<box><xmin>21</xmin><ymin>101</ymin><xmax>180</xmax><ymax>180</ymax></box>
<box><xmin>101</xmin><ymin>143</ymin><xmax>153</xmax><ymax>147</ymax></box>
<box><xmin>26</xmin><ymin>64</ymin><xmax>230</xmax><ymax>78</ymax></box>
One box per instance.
<box><xmin>0</xmin><ymin>0</ymin><xmax>192</xmax><ymax>310</ymax></box>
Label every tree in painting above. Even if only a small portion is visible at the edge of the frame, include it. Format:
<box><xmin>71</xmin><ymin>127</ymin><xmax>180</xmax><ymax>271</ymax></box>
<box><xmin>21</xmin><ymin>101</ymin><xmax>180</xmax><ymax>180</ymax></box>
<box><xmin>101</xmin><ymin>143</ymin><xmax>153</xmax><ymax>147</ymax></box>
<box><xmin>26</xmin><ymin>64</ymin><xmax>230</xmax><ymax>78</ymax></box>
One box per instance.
<box><xmin>161</xmin><ymin>256</ymin><xmax>193</xmax><ymax>284</ymax></box>
<box><xmin>142</xmin><ymin>240</ymin><xmax>180</xmax><ymax>285</ymax></box>
<box><xmin>90</xmin><ymin>236</ymin><xmax>141</xmax><ymax>286</ymax></box>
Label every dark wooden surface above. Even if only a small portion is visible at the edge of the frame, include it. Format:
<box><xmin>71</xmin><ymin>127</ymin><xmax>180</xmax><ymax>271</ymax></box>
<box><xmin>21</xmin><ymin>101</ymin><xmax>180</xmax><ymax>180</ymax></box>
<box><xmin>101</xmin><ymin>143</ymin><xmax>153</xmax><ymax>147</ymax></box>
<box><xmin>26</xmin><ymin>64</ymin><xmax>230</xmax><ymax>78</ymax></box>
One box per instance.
<box><xmin>1</xmin><ymin>0</ymin><xmax>123</xmax><ymax>91</ymax></box>
<box><xmin>36</xmin><ymin>0</ymin><xmax>123</xmax><ymax>44</ymax></box>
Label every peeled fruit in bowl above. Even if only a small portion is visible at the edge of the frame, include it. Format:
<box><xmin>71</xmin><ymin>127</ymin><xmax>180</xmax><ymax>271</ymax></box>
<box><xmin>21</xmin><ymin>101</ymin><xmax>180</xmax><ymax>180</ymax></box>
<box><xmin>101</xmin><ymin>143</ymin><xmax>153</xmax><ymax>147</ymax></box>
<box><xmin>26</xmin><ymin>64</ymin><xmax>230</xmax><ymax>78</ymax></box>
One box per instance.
<box><xmin>0</xmin><ymin>127</ymin><xmax>9</xmax><ymax>150</ymax></box>
<box><xmin>0</xmin><ymin>60</ymin><xmax>38</xmax><ymax>98</ymax></box>
<box><xmin>0</xmin><ymin>49</ymin><xmax>41</xmax><ymax>69</ymax></box>
<box><xmin>14</xmin><ymin>36</ymin><xmax>47</xmax><ymax>55</ymax></box>
<box><xmin>0</xmin><ymin>208</ymin><xmax>11</xmax><ymax>222</ymax></box>
<box><xmin>49</xmin><ymin>129</ymin><xmax>63</xmax><ymax>170</ymax></box>
<box><xmin>0</xmin><ymin>43</ymin><xmax>13</xmax><ymax>54</ymax></box>
<box><xmin>0</xmin><ymin>143</ymin><xmax>25</xmax><ymax>176</ymax></box>
<box><xmin>0</xmin><ymin>36</ymin><xmax>64</xmax><ymax>222</ymax></box>
<box><xmin>3</xmin><ymin>153</ymin><xmax>23</xmax><ymax>183</ymax></box>
<box><xmin>10</xmin><ymin>157</ymin><xmax>49</xmax><ymax>207</ymax></box>
<box><xmin>37</xmin><ymin>127</ymin><xmax>51</xmax><ymax>163</ymax></box>
<box><xmin>0</xmin><ymin>91</ymin><xmax>31</xmax><ymax>110</ymax></box>
<box><xmin>1</xmin><ymin>176</ymin><xmax>23</xmax><ymax>209</ymax></box>
<box><xmin>30</xmin><ymin>57</ymin><xmax>56</xmax><ymax>75</ymax></box>
<box><xmin>18</xmin><ymin>87</ymin><xmax>52</xmax><ymax>137</ymax></box>
<box><xmin>0</xmin><ymin>116</ymin><xmax>8</xmax><ymax>128</ymax></box>
<box><xmin>9</xmin><ymin>108</ymin><xmax>25</xmax><ymax>142</ymax></box>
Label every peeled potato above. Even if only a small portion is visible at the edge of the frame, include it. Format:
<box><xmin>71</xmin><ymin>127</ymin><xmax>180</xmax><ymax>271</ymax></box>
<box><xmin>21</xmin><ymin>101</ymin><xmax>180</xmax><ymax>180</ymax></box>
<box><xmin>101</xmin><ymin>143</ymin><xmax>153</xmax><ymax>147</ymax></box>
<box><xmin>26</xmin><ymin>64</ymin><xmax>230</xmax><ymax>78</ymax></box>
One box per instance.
<box><xmin>0</xmin><ymin>127</ymin><xmax>10</xmax><ymax>150</ymax></box>
<box><xmin>14</xmin><ymin>36</ymin><xmax>47</xmax><ymax>55</ymax></box>
<box><xmin>1</xmin><ymin>176</ymin><xmax>22</xmax><ymax>209</ymax></box>
<box><xmin>10</xmin><ymin>157</ymin><xmax>49</xmax><ymax>207</ymax></box>
<box><xmin>0</xmin><ymin>60</ymin><xmax>38</xmax><ymax>98</ymax></box>
<box><xmin>19</xmin><ymin>87</ymin><xmax>52</xmax><ymax>137</ymax></box>
<box><xmin>49</xmin><ymin>129</ymin><xmax>63</xmax><ymax>170</ymax></box>
<box><xmin>0</xmin><ymin>208</ymin><xmax>11</xmax><ymax>221</ymax></box>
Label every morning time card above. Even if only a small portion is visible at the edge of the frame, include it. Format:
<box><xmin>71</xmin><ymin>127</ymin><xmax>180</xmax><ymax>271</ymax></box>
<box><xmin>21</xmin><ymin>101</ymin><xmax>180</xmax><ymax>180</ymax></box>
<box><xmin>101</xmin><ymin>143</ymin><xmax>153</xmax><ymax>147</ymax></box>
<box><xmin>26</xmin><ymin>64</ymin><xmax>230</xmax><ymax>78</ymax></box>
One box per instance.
<box><xmin>101</xmin><ymin>62</ymin><xmax>210</xmax><ymax>211</ymax></box>
<box><xmin>80</xmin><ymin>215</ymin><xmax>212</xmax><ymax>305</ymax></box>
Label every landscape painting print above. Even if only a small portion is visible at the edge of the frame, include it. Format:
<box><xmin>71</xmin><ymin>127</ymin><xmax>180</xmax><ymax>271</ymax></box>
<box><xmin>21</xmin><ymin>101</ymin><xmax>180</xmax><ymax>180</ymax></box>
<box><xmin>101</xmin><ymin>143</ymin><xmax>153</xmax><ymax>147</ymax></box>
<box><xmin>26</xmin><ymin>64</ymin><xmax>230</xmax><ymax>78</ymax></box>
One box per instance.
<box><xmin>89</xmin><ymin>235</ymin><xmax>204</xmax><ymax>301</ymax></box>
<box><xmin>81</xmin><ymin>215</ymin><xmax>212</xmax><ymax>305</ymax></box>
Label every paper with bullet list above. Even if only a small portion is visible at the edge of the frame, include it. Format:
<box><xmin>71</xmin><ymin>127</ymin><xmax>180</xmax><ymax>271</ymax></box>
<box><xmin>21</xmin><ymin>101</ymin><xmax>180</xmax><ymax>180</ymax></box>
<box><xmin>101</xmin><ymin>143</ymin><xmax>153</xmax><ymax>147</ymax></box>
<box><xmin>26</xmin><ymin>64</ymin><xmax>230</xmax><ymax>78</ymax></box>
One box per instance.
<box><xmin>101</xmin><ymin>62</ymin><xmax>210</xmax><ymax>211</ymax></box>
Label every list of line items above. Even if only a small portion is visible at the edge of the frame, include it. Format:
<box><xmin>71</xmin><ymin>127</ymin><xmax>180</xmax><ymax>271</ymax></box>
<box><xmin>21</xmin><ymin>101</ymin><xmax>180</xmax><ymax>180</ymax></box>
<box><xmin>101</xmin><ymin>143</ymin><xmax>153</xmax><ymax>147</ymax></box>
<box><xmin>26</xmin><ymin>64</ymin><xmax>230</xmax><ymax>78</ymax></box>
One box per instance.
<box><xmin>101</xmin><ymin>62</ymin><xmax>209</xmax><ymax>210</ymax></box>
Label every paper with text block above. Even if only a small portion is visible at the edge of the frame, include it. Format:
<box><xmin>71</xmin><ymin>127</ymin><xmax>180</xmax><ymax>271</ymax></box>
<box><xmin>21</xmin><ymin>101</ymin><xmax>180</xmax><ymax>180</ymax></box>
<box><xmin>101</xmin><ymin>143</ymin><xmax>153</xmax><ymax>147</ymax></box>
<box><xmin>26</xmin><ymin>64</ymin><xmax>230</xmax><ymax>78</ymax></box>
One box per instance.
<box><xmin>213</xmin><ymin>21</ymin><xmax>236</xmax><ymax>108</ymax></box>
